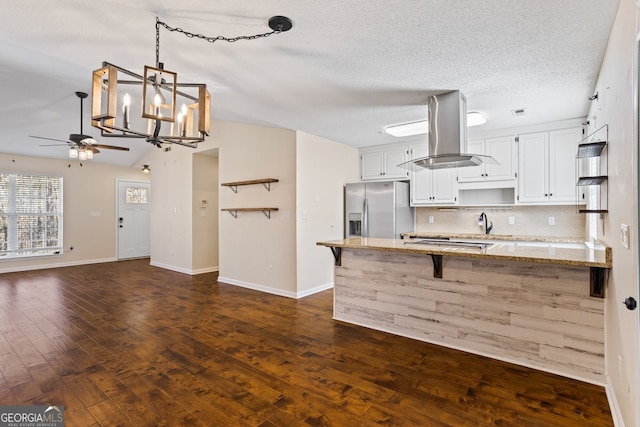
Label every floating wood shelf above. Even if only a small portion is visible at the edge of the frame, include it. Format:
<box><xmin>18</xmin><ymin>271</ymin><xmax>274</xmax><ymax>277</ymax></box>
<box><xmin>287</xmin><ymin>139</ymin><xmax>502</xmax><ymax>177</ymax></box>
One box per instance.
<box><xmin>221</xmin><ymin>207</ymin><xmax>279</xmax><ymax>219</ymax></box>
<box><xmin>221</xmin><ymin>178</ymin><xmax>279</xmax><ymax>193</ymax></box>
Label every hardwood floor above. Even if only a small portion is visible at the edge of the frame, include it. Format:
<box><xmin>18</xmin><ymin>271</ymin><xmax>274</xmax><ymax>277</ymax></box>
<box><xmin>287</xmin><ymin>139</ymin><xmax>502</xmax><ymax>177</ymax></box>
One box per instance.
<box><xmin>0</xmin><ymin>259</ymin><xmax>612</xmax><ymax>426</ymax></box>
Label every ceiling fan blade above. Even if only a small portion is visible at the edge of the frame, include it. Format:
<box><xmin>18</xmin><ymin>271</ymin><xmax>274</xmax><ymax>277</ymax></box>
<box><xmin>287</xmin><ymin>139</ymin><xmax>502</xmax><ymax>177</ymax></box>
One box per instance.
<box><xmin>91</xmin><ymin>144</ymin><xmax>130</xmax><ymax>151</ymax></box>
<box><xmin>39</xmin><ymin>144</ymin><xmax>72</xmax><ymax>147</ymax></box>
<box><xmin>88</xmin><ymin>147</ymin><xmax>100</xmax><ymax>154</ymax></box>
<box><xmin>29</xmin><ymin>135</ymin><xmax>71</xmax><ymax>144</ymax></box>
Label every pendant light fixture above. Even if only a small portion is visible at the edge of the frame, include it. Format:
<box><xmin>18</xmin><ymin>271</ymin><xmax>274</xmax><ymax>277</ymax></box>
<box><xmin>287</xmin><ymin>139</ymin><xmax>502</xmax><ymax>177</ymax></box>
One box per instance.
<box><xmin>91</xmin><ymin>16</ymin><xmax>293</xmax><ymax>149</ymax></box>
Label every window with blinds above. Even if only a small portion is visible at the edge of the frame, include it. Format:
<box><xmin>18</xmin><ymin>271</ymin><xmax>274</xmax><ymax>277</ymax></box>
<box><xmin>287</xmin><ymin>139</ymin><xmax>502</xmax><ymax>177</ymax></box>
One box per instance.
<box><xmin>0</xmin><ymin>173</ymin><xmax>63</xmax><ymax>258</ymax></box>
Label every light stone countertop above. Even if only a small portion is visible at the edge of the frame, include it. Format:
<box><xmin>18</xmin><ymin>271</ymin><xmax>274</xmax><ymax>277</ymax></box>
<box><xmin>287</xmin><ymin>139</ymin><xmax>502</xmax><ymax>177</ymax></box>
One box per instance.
<box><xmin>401</xmin><ymin>231</ymin><xmax>585</xmax><ymax>243</ymax></box>
<box><xmin>317</xmin><ymin>237</ymin><xmax>612</xmax><ymax>268</ymax></box>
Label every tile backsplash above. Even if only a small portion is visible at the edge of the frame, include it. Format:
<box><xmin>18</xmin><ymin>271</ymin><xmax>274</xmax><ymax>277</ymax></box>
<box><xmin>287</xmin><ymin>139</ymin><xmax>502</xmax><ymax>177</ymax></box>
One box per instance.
<box><xmin>415</xmin><ymin>205</ymin><xmax>585</xmax><ymax>239</ymax></box>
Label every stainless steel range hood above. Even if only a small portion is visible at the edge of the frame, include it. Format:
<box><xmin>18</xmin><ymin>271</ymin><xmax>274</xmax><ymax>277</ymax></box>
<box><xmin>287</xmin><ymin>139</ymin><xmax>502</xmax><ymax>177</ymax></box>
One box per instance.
<box><xmin>400</xmin><ymin>90</ymin><xmax>498</xmax><ymax>170</ymax></box>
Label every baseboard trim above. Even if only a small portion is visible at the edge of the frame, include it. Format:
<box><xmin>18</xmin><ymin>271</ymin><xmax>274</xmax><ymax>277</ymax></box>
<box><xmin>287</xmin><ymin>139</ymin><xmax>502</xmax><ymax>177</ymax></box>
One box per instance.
<box><xmin>149</xmin><ymin>261</ymin><xmax>192</xmax><ymax>275</ymax></box>
<box><xmin>0</xmin><ymin>257</ymin><xmax>117</xmax><ymax>274</ymax></box>
<box><xmin>296</xmin><ymin>282</ymin><xmax>333</xmax><ymax>298</ymax></box>
<box><xmin>217</xmin><ymin>276</ymin><xmax>297</xmax><ymax>298</ymax></box>
<box><xmin>149</xmin><ymin>261</ymin><xmax>220</xmax><ymax>276</ymax></box>
<box><xmin>217</xmin><ymin>277</ymin><xmax>333</xmax><ymax>299</ymax></box>
<box><xmin>191</xmin><ymin>266</ymin><xmax>219</xmax><ymax>275</ymax></box>
<box><xmin>605</xmin><ymin>376</ymin><xmax>626</xmax><ymax>427</ymax></box>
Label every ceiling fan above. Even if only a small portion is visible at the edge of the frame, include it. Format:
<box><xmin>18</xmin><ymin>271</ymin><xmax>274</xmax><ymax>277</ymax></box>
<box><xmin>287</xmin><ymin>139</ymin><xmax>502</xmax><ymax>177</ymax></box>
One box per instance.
<box><xmin>30</xmin><ymin>91</ymin><xmax>130</xmax><ymax>159</ymax></box>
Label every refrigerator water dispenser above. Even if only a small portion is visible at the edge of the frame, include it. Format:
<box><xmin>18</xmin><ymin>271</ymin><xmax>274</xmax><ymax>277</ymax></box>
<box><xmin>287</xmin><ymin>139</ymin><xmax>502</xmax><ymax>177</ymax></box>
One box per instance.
<box><xmin>348</xmin><ymin>213</ymin><xmax>362</xmax><ymax>236</ymax></box>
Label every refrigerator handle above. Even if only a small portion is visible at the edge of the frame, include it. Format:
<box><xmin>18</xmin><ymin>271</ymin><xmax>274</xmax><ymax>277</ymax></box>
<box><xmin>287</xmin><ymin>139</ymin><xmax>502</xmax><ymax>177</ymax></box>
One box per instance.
<box><xmin>363</xmin><ymin>198</ymin><xmax>368</xmax><ymax>237</ymax></box>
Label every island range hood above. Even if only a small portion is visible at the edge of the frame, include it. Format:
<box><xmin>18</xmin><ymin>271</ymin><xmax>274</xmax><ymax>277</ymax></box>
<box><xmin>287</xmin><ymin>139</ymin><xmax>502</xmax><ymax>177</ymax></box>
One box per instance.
<box><xmin>399</xmin><ymin>90</ymin><xmax>498</xmax><ymax>170</ymax></box>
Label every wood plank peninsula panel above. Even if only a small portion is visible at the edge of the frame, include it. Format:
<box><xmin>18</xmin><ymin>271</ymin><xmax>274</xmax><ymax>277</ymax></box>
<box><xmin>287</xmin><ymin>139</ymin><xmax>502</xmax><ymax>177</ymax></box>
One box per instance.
<box><xmin>333</xmin><ymin>248</ymin><xmax>604</xmax><ymax>384</ymax></box>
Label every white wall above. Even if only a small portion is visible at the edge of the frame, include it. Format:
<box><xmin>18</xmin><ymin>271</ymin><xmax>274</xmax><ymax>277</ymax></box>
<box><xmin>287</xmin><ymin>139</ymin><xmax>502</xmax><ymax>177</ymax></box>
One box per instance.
<box><xmin>192</xmin><ymin>153</ymin><xmax>219</xmax><ymax>273</ymax></box>
<box><xmin>216</xmin><ymin>121</ymin><xmax>298</xmax><ymax>296</ymax></box>
<box><xmin>588</xmin><ymin>0</ymin><xmax>639</xmax><ymax>425</ymax></box>
<box><xmin>295</xmin><ymin>131</ymin><xmax>360</xmax><ymax>296</ymax></box>
<box><xmin>145</xmin><ymin>145</ymin><xmax>195</xmax><ymax>273</ymax></box>
<box><xmin>0</xmin><ymin>153</ymin><xmax>147</xmax><ymax>272</ymax></box>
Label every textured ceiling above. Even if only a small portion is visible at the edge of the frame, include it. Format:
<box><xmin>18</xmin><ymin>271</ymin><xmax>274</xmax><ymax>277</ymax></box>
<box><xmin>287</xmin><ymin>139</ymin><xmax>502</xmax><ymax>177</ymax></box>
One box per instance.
<box><xmin>0</xmin><ymin>0</ymin><xmax>620</xmax><ymax>167</ymax></box>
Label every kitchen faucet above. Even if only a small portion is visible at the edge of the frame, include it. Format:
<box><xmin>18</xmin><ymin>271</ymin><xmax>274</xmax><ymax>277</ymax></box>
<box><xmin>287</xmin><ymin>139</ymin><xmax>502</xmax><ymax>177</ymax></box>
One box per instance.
<box><xmin>478</xmin><ymin>212</ymin><xmax>493</xmax><ymax>234</ymax></box>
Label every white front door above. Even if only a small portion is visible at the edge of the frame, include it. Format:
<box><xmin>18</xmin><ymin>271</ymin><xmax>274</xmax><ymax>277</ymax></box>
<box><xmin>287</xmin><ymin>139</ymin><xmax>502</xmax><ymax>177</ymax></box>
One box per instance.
<box><xmin>117</xmin><ymin>180</ymin><xmax>151</xmax><ymax>259</ymax></box>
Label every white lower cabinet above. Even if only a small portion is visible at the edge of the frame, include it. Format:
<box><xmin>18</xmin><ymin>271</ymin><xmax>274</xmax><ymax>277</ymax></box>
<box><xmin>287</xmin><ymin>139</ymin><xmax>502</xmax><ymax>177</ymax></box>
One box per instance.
<box><xmin>410</xmin><ymin>145</ymin><xmax>457</xmax><ymax>206</ymax></box>
<box><xmin>517</xmin><ymin>127</ymin><xmax>583</xmax><ymax>204</ymax></box>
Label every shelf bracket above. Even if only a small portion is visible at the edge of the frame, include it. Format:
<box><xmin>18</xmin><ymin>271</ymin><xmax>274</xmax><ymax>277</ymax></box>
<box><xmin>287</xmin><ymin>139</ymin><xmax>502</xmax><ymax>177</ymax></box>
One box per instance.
<box><xmin>330</xmin><ymin>247</ymin><xmax>342</xmax><ymax>266</ymax></box>
<box><xmin>226</xmin><ymin>210</ymin><xmax>238</xmax><ymax>219</ymax></box>
<box><xmin>262</xmin><ymin>210</ymin><xmax>272</xmax><ymax>219</ymax></box>
<box><xmin>228</xmin><ymin>185</ymin><xmax>238</xmax><ymax>194</ymax></box>
<box><xmin>590</xmin><ymin>267</ymin><xmax>607</xmax><ymax>298</ymax></box>
<box><xmin>262</xmin><ymin>182</ymin><xmax>272</xmax><ymax>191</ymax></box>
<box><xmin>431</xmin><ymin>254</ymin><xmax>443</xmax><ymax>278</ymax></box>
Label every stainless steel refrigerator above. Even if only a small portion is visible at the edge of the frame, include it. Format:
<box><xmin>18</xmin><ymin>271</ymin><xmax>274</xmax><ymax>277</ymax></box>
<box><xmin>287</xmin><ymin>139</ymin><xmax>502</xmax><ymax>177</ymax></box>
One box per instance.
<box><xmin>345</xmin><ymin>181</ymin><xmax>414</xmax><ymax>239</ymax></box>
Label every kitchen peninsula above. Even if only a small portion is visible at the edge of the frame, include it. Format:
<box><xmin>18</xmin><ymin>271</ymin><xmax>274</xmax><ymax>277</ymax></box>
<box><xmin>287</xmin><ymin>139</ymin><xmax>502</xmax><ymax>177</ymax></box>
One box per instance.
<box><xmin>318</xmin><ymin>236</ymin><xmax>611</xmax><ymax>385</ymax></box>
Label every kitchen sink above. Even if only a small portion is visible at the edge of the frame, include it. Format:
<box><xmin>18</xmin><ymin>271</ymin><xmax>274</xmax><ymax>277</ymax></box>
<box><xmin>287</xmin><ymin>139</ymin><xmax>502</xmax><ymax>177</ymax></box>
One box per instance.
<box><xmin>404</xmin><ymin>238</ymin><xmax>493</xmax><ymax>250</ymax></box>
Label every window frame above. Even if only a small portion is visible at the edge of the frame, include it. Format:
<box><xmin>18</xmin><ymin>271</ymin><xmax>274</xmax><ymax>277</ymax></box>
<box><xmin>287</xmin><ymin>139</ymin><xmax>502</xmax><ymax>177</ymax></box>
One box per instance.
<box><xmin>0</xmin><ymin>172</ymin><xmax>63</xmax><ymax>259</ymax></box>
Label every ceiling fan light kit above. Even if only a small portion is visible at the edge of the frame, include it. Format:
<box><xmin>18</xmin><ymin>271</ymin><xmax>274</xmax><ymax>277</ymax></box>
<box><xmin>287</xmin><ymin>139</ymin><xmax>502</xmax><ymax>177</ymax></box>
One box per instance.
<box><xmin>91</xmin><ymin>16</ymin><xmax>293</xmax><ymax>149</ymax></box>
<box><xmin>31</xmin><ymin>91</ymin><xmax>130</xmax><ymax>160</ymax></box>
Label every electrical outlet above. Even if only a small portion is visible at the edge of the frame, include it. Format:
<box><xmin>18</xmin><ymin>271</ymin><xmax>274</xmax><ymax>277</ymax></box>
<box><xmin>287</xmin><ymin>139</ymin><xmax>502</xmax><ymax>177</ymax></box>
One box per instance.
<box><xmin>508</xmin><ymin>216</ymin><xmax>515</xmax><ymax>225</ymax></box>
<box><xmin>428</xmin><ymin>215</ymin><xmax>434</xmax><ymax>224</ymax></box>
<box><xmin>548</xmin><ymin>216</ymin><xmax>555</xmax><ymax>226</ymax></box>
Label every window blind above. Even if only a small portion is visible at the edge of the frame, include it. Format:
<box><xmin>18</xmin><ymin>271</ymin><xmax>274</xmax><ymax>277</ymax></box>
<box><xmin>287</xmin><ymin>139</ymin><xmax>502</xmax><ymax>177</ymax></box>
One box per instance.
<box><xmin>0</xmin><ymin>173</ymin><xmax>63</xmax><ymax>257</ymax></box>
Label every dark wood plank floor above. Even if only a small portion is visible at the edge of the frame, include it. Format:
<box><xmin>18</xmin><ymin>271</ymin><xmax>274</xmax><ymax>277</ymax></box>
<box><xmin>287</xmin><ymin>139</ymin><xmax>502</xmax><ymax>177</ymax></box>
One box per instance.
<box><xmin>0</xmin><ymin>259</ymin><xmax>612</xmax><ymax>426</ymax></box>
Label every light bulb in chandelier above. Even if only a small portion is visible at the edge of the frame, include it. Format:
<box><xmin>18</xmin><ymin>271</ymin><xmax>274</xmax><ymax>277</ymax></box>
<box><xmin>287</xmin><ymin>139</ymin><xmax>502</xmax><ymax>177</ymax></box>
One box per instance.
<box><xmin>122</xmin><ymin>93</ymin><xmax>131</xmax><ymax>129</ymax></box>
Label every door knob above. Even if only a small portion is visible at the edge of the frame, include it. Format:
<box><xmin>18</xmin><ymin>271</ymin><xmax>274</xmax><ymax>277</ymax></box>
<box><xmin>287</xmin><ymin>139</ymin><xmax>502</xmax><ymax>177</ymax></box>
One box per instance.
<box><xmin>623</xmin><ymin>297</ymin><xmax>637</xmax><ymax>311</ymax></box>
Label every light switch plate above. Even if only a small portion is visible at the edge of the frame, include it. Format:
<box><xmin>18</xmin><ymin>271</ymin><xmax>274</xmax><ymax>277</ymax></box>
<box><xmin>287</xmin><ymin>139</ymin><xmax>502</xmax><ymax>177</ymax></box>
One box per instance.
<box><xmin>508</xmin><ymin>216</ymin><xmax>515</xmax><ymax>225</ymax></box>
<box><xmin>621</xmin><ymin>224</ymin><xmax>629</xmax><ymax>249</ymax></box>
<box><xmin>548</xmin><ymin>216</ymin><xmax>555</xmax><ymax>226</ymax></box>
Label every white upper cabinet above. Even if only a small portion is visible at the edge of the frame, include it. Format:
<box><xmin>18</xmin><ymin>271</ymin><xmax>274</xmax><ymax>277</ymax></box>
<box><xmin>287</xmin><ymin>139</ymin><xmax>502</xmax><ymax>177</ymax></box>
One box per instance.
<box><xmin>549</xmin><ymin>128</ymin><xmax>583</xmax><ymax>202</ymax></box>
<box><xmin>458</xmin><ymin>139</ymin><xmax>484</xmax><ymax>182</ymax></box>
<box><xmin>409</xmin><ymin>145</ymin><xmax>457</xmax><ymax>206</ymax></box>
<box><xmin>517</xmin><ymin>127</ymin><xmax>583</xmax><ymax>204</ymax></box>
<box><xmin>360</xmin><ymin>144</ymin><xmax>409</xmax><ymax>180</ymax></box>
<box><xmin>517</xmin><ymin>132</ymin><xmax>549</xmax><ymax>203</ymax></box>
<box><xmin>458</xmin><ymin>136</ymin><xmax>517</xmax><ymax>185</ymax></box>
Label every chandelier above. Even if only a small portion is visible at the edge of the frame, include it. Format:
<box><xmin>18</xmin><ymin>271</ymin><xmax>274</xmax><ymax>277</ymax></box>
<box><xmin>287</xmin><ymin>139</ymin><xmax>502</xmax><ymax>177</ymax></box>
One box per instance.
<box><xmin>91</xmin><ymin>16</ymin><xmax>293</xmax><ymax>148</ymax></box>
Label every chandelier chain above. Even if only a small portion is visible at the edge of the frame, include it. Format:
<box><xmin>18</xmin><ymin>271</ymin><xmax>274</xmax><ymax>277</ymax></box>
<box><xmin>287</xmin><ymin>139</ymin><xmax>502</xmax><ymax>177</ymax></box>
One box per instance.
<box><xmin>156</xmin><ymin>18</ymin><xmax>280</xmax><ymax>47</ymax></box>
<box><xmin>155</xmin><ymin>17</ymin><xmax>161</xmax><ymax>67</ymax></box>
